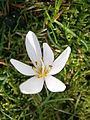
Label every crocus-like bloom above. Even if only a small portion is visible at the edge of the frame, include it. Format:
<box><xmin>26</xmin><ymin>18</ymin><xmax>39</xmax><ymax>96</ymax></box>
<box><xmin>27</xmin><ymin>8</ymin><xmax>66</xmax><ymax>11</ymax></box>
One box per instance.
<box><xmin>10</xmin><ymin>31</ymin><xmax>71</xmax><ymax>94</ymax></box>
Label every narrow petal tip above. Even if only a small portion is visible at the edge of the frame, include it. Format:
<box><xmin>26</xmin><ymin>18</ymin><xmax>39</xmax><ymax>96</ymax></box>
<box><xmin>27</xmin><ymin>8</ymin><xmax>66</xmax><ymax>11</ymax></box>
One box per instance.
<box><xmin>10</xmin><ymin>58</ymin><xmax>13</xmax><ymax>63</ymax></box>
<box><xmin>26</xmin><ymin>30</ymin><xmax>33</xmax><ymax>35</ymax></box>
<box><xmin>19</xmin><ymin>84</ymin><xmax>29</xmax><ymax>94</ymax></box>
<box><xmin>62</xmin><ymin>84</ymin><xmax>66</xmax><ymax>92</ymax></box>
<box><xmin>10</xmin><ymin>59</ymin><xmax>15</xmax><ymax>65</ymax></box>
<box><xmin>67</xmin><ymin>46</ymin><xmax>71</xmax><ymax>53</ymax></box>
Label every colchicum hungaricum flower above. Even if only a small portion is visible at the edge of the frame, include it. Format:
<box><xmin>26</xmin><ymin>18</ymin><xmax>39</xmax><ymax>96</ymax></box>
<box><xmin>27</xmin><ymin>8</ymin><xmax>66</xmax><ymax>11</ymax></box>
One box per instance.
<box><xmin>10</xmin><ymin>31</ymin><xmax>71</xmax><ymax>94</ymax></box>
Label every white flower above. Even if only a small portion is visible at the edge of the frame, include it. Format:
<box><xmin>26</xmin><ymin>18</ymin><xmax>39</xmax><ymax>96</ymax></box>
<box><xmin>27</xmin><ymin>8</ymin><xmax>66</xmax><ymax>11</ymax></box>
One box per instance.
<box><xmin>10</xmin><ymin>31</ymin><xmax>71</xmax><ymax>94</ymax></box>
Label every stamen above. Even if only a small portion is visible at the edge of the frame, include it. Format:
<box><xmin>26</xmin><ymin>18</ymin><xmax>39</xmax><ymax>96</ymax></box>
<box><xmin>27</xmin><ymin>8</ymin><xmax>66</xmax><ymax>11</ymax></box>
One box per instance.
<box><xmin>35</xmin><ymin>61</ymin><xmax>41</xmax><ymax>69</ymax></box>
<box><xmin>48</xmin><ymin>66</ymin><xmax>51</xmax><ymax>71</ymax></box>
<box><xmin>34</xmin><ymin>60</ymin><xmax>51</xmax><ymax>78</ymax></box>
<box><xmin>40</xmin><ymin>59</ymin><xmax>44</xmax><ymax>75</ymax></box>
<box><xmin>42</xmin><ymin>57</ymin><xmax>44</xmax><ymax>62</ymax></box>
<box><xmin>35</xmin><ymin>61</ymin><xmax>39</xmax><ymax>66</ymax></box>
<box><xmin>32</xmin><ymin>66</ymin><xmax>36</xmax><ymax>70</ymax></box>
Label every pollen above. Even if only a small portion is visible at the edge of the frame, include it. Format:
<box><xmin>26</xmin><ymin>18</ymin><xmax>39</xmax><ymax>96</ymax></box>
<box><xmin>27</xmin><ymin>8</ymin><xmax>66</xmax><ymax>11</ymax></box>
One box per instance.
<box><xmin>32</xmin><ymin>66</ymin><xmax>36</xmax><ymax>70</ymax></box>
<box><xmin>34</xmin><ymin>60</ymin><xmax>51</xmax><ymax>78</ymax></box>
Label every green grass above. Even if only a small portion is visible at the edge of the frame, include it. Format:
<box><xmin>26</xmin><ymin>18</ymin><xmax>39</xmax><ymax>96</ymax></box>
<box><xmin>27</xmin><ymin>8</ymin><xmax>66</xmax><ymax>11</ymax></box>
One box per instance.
<box><xmin>0</xmin><ymin>0</ymin><xmax>90</xmax><ymax>119</ymax></box>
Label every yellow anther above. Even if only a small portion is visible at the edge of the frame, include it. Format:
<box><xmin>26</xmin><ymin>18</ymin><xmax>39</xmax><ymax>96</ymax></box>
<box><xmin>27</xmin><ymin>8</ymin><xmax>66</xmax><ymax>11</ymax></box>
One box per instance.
<box><xmin>48</xmin><ymin>66</ymin><xmax>51</xmax><ymax>72</ymax></box>
<box><xmin>32</xmin><ymin>66</ymin><xmax>36</xmax><ymax>70</ymax></box>
<box><xmin>42</xmin><ymin>57</ymin><xmax>44</xmax><ymax>62</ymax></box>
<box><xmin>35</xmin><ymin>61</ymin><xmax>39</xmax><ymax>66</ymax></box>
<box><xmin>35</xmin><ymin>61</ymin><xmax>41</xmax><ymax>69</ymax></box>
<box><xmin>34</xmin><ymin>60</ymin><xmax>51</xmax><ymax>78</ymax></box>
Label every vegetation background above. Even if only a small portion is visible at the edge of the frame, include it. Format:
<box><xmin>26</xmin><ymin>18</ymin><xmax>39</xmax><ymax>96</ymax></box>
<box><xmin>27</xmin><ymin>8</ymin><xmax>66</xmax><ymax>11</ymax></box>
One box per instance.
<box><xmin>0</xmin><ymin>0</ymin><xmax>90</xmax><ymax>119</ymax></box>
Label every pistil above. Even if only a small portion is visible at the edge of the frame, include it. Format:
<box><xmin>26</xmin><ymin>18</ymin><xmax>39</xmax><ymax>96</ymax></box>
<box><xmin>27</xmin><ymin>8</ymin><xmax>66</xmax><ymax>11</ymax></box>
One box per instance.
<box><xmin>33</xmin><ymin>60</ymin><xmax>51</xmax><ymax>78</ymax></box>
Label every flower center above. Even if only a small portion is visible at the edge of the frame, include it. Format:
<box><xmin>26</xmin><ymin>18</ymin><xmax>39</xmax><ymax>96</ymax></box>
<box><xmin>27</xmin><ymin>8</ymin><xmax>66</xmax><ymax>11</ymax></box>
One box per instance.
<box><xmin>33</xmin><ymin>60</ymin><xmax>51</xmax><ymax>78</ymax></box>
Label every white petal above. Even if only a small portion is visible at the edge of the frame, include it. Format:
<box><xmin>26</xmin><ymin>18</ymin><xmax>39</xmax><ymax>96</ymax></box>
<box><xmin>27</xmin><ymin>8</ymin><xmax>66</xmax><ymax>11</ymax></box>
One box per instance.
<box><xmin>43</xmin><ymin>43</ymin><xmax>54</xmax><ymax>67</ymax></box>
<box><xmin>45</xmin><ymin>75</ymin><xmax>66</xmax><ymax>92</ymax></box>
<box><xmin>25</xmin><ymin>31</ymin><xmax>42</xmax><ymax>67</ymax></box>
<box><xmin>10</xmin><ymin>59</ymin><xmax>36</xmax><ymax>76</ymax></box>
<box><xmin>19</xmin><ymin>76</ymin><xmax>44</xmax><ymax>94</ymax></box>
<box><xmin>49</xmin><ymin>46</ymin><xmax>71</xmax><ymax>75</ymax></box>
